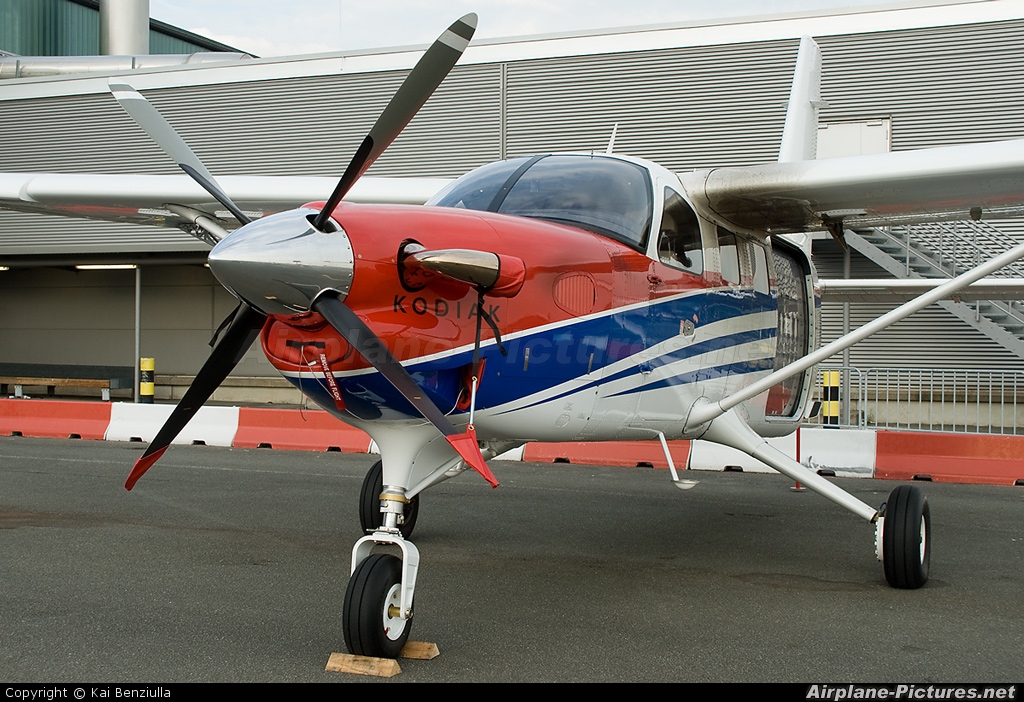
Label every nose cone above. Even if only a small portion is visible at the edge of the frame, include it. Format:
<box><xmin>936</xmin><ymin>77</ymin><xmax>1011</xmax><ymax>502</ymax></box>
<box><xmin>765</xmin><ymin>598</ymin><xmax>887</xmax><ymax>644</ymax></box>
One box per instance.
<box><xmin>208</xmin><ymin>208</ymin><xmax>355</xmax><ymax>316</ymax></box>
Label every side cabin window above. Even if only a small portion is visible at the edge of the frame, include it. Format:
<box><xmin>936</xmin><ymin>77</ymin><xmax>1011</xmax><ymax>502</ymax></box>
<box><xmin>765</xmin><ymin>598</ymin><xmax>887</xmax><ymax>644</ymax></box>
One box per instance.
<box><xmin>717</xmin><ymin>227</ymin><xmax>741</xmax><ymax>284</ymax></box>
<box><xmin>657</xmin><ymin>188</ymin><xmax>703</xmax><ymax>275</ymax></box>
<box><xmin>717</xmin><ymin>225</ymin><xmax>769</xmax><ymax>293</ymax></box>
<box><xmin>752</xmin><ymin>242</ymin><xmax>770</xmax><ymax>295</ymax></box>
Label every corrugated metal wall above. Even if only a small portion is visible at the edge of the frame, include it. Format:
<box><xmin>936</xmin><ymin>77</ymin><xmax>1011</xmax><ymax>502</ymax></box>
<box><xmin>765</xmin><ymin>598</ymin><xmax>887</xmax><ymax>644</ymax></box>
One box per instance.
<box><xmin>142</xmin><ymin>63</ymin><xmax>503</xmax><ymax>178</ymax></box>
<box><xmin>816</xmin><ymin>22</ymin><xmax>1024</xmax><ymax>150</ymax></box>
<box><xmin>6</xmin><ymin>18</ymin><xmax>1024</xmax><ymax>244</ymax></box>
<box><xmin>504</xmin><ymin>40</ymin><xmax>798</xmax><ymax>168</ymax></box>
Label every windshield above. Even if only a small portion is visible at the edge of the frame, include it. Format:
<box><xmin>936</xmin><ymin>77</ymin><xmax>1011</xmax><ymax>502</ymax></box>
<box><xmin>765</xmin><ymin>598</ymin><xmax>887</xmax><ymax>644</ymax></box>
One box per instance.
<box><xmin>430</xmin><ymin>155</ymin><xmax>653</xmax><ymax>250</ymax></box>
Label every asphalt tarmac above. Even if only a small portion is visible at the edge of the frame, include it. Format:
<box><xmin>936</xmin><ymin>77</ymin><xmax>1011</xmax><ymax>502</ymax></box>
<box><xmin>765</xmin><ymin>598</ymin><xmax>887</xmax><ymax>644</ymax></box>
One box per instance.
<box><xmin>1</xmin><ymin>436</ymin><xmax>1021</xmax><ymax>682</ymax></box>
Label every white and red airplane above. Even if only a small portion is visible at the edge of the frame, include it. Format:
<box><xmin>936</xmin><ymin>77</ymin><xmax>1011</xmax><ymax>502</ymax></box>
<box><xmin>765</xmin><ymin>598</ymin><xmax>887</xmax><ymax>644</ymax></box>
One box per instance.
<box><xmin>4</xmin><ymin>14</ymin><xmax>1024</xmax><ymax>659</ymax></box>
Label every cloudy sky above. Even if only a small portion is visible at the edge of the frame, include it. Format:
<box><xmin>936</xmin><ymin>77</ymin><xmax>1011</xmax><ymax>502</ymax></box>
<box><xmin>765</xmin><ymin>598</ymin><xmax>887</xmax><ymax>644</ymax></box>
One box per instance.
<box><xmin>148</xmin><ymin>0</ymin><xmax>910</xmax><ymax>56</ymax></box>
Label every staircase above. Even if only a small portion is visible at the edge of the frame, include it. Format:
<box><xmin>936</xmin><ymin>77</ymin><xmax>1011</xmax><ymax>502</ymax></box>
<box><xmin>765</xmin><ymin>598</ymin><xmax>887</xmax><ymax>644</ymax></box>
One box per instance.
<box><xmin>845</xmin><ymin>220</ymin><xmax>1024</xmax><ymax>359</ymax></box>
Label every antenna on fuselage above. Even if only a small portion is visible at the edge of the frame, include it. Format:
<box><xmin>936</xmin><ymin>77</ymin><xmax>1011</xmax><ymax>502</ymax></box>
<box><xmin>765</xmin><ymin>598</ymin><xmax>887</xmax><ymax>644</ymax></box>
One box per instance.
<box><xmin>605</xmin><ymin>123</ymin><xmax>618</xmax><ymax>154</ymax></box>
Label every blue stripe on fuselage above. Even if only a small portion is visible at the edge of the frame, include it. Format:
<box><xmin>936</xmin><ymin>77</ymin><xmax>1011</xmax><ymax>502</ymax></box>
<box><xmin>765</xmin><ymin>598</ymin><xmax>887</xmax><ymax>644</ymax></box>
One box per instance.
<box><xmin>283</xmin><ymin>287</ymin><xmax>777</xmax><ymax>418</ymax></box>
<box><xmin>606</xmin><ymin>358</ymin><xmax>776</xmax><ymax>397</ymax></box>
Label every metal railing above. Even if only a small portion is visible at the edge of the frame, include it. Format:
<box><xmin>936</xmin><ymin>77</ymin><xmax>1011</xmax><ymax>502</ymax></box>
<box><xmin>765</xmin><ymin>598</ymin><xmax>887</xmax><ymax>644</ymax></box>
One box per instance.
<box><xmin>888</xmin><ymin>220</ymin><xmax>1024</xmax><ymax>280</ymax></box>
<box><xmin>848</xmin><ymin>222</ymin><xmax>1024</xmax><ymax>359</ymax></box>
<box><xmin>808</xmin><ymin>365</ymin><xmax>1024</xmax><ymax>435</ymax></box>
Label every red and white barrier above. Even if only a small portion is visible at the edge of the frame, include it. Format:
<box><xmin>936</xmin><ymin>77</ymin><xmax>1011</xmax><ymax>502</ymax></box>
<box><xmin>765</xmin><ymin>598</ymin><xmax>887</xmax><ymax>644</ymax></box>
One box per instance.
<box><xmin>876</xmin><ymin>430</ymin><xmax>1024</xmax><ymax>486</ymax></box>
<box><xmin>522</xmin><ymin>439</ymin><xmax>691</xmax><ymax>468</ymax></box>
<box><xmin>234</xmin><ymin>407</ymin><xmax>372</xmax><ymax>452</ymax></box>
<box><xmin>0</xmin><ymin>398</ymin><xmax>111</xmax><ymax>440</ymax></box>
<box><xmin>798</xmin><ymin>427</ymin><xmax>876</xmax><ymax>477</ymax></box>
<box><xmin>3</xmin><ymin>398</ymin><xmax>1023</xmax><ymax>485</ymax></box>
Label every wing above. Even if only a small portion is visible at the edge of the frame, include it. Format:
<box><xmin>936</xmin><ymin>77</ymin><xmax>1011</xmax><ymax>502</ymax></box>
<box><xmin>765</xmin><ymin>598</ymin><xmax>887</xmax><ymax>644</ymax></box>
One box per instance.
<box><xmin>0</xmin><ymin>172</ymin><xmax>452</xmax><ymax>229</ymax></box>
<box><xmin>679</xmin><ymin>137</ymin><xmax>1024</xmax><ymax>234</ymax></box>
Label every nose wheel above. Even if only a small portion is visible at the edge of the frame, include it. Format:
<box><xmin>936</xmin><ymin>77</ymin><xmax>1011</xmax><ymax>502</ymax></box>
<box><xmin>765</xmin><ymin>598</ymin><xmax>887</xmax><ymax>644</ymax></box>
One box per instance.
<box><xmin>343</xmin><ymin>553</ymin><xmax>412</xmax><ymax>658</ymax></box>
<box><xmin>359</xmin><ymin>460</ymin><xmax>419</xmax><ymax>539</ymax></box>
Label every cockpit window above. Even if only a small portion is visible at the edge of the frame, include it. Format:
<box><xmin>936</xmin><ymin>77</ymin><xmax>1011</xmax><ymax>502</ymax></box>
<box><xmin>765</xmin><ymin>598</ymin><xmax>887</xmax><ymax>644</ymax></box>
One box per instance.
<box><xmin>498</xmin><ymin>156</ymin><xmax>652</xmax><ymax>249</ymax></box>
<box><xmin>429</xmin><ymin>155</ymin><xmax>653</xmax><ymax>251</ymax></box>
<box><xmin>428</xmin><ymin>157</ymin><xmax>531</xmax><ymax>211</ymax></box>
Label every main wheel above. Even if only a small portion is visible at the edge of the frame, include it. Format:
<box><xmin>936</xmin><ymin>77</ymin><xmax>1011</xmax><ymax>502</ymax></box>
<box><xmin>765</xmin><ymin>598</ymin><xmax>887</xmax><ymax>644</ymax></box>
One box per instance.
<box><xmin>343</xmin><ymin>554</ymin><xmax>411</xmax><ymax>658</ymax></box>
<box><xmin>882</xmin><ymin>484</ymin><xmax>931</xmax><ymax>589</ymax></box>
<box><xmin>359</xmin><ymin>460</ymin><xmax>419</xmax><ymax>539</ymax></box>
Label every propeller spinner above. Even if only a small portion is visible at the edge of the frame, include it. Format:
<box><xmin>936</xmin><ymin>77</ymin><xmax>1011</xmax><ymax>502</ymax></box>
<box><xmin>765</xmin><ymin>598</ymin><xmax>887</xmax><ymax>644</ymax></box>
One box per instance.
<box><xmin>115</xmin><ymin>14</ymin><xmax>494</xmax><ymax>490</ymax></box>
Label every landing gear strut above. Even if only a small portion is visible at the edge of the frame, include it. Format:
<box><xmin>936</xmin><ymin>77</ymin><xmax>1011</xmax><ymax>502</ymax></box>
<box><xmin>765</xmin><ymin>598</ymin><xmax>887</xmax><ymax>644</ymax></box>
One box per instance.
<box><xmin>359</xmin><ymin>460</ymin><xmax>419</xmax><ymax>539</ymax></box>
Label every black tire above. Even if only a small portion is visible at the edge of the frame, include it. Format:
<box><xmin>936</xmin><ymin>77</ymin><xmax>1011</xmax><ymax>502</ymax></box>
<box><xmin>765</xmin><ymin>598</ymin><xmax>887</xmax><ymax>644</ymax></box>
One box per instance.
<box><xmin>882</xmin><ymin>484</ymin><xmax>931</xmax><ymax>589</ymax></box>
<box><xmin>343</xmin><ymin>554</ymin><xmax>412</xmax><ymax>658</ymax></box>
<box><xmin>359</xmin><ymin>460</ymin><xmax>418</xmax><ymax>539</ymax></box>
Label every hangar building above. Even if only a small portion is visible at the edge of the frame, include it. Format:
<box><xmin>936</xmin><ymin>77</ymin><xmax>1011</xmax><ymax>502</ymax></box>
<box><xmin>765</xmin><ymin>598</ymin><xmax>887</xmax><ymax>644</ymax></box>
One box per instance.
<box><xmin>2</xmin><ymin>0</ymin><xmax>1023</xmax><ymax>427</ymax></box>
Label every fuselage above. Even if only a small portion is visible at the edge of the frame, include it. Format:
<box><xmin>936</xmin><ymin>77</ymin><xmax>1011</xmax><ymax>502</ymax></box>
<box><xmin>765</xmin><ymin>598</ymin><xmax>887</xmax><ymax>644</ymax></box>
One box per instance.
<box><xmin>213</xmin><ymin>153</ymin><xmax>819</xmax><ymax>444</ymax></box>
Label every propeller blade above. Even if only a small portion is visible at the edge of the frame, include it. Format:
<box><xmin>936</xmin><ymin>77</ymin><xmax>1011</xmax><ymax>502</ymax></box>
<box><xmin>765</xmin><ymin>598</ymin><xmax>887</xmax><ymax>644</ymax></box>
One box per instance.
<box><xmin>312</xmin><ymin>291</ymin><xmax>498</xmax><ymax>487</ymax></box>
<box><xmin>125</xmin><ymin>303</ymin><xmax>267</xmax><ymax>490</ymax></box>
<box><xmin>108</xmin><ymin>80</ymin><xmax>252</xmax><ymax>226</ymax></box>
<box><xmin>312</xmin><ymin>13</ymin><xmax>477</xmax><ymax>230</ymax></box>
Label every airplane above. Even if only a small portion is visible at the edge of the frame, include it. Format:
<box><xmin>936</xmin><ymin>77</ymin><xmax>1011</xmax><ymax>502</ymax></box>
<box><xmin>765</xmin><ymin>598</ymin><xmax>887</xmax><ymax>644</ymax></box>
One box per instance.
<box><xmin>4</xmin><ymin>13</ymin><xmax>1024</xmax><ymax>660</ymax></box>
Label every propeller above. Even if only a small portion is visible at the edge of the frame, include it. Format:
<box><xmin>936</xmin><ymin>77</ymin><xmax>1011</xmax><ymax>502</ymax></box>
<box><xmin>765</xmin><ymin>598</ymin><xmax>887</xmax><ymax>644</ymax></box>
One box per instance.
<box><xmin>312</xmin><ymin>13</ymin><xmax>477</xmax><ymax>231</ymax></box>
<box><xmin>124</xmin><ymin>303</ymin><xmax>265</xmax><ymax>489</ymax></box>
<box><xmin>110</xmin><ymin>81</ymin><xmax>267</xmax><ymax>490</ymax></box>
<box><xmin>113</xmin><ymin>14</ymin><xmax>487</xmax><ymax>490</ymax></box>
<box><xmin>109</xmin><ymin>81</ymin><xmax>252</xmax><ymax>227</ymax></box>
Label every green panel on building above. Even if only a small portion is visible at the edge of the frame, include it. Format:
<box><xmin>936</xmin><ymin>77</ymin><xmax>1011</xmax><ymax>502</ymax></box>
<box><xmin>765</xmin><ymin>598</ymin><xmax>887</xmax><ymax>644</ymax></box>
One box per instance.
<box><xmin>0</xmin><ymin>0</ymin><xmax>242</xmax><ymax>56</ymax></box>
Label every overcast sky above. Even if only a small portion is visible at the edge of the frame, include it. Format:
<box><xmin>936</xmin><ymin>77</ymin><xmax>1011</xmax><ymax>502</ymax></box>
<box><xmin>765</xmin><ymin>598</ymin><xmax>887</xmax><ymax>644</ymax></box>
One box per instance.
<box><xmin>147</xmin><ymin>0</ymin><xmax>908</xmax><ymax>56</ymax></box>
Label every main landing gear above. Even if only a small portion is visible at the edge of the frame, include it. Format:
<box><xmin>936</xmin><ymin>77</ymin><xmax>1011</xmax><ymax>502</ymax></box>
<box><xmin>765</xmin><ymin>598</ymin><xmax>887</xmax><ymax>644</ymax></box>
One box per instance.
<box><xmin>697</xmin><ymin>407</ymin><xmax>931</xmax><ymax>590</ymax></box>
<box><xmin>879</xmin><ymin>484</ymin><xmax>931</xmax><ymax>589</ymax></box>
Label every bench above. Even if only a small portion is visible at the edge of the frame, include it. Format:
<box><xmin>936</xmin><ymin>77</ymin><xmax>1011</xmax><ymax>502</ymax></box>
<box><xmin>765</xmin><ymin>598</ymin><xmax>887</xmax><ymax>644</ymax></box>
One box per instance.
<box><xmin>0</xmin><ymin>364</ymin><xmax>134</xmax><ymax>402</ymax></box>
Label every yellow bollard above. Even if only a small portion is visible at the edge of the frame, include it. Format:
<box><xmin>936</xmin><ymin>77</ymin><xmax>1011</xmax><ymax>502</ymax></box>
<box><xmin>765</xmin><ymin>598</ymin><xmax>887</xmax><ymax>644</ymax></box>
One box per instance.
<box><xmin>140</xmin><ymin>357</ymin><xmax>155</xmax><ymax>404</ymax></box>
<box><xmin>822</xmin><ymin>370</ymin><xmax>840</xmax><ymax>425</ymax></box>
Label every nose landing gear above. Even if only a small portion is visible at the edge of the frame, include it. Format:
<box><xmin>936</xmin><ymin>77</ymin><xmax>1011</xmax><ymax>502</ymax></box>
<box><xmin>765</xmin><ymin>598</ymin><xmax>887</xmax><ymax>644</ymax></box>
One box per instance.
<box><xmin>359</xmin><ymin>460</ymin><xmax>419</xmax><ymax>539</ymax></box>
<box><xmin>343</xmin><ymin>553</ymin><xmax>412</xmax><ymax>658</ymax></box>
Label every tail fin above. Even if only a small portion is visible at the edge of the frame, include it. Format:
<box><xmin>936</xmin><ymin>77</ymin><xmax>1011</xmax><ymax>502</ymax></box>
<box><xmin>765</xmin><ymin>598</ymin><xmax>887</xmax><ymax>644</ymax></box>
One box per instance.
<box><xmin>778</xmin><ymin>36</ymin><xmax>824</xmax><ymax>163</ymax></box>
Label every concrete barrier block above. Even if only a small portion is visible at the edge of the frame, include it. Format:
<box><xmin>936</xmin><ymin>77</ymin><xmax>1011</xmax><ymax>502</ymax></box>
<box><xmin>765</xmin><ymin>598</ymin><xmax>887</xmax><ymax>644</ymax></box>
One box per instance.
<box><xmin>235</xmin><ymin>407</ymin><xmax>371</xmax><ymax>452</ymax></box>
<box><xmin>688</xmin><ymin>433</ymin><xmax>796</xmax><ymax>473</ymax></box>
<box><xmin>523</xmin><ymin>439</ymin><xmax>691</xmax><ymax>468</ymax></box>
<box><xmin>0</xmin><ymin>398</ymin><xmax>112</xmax><ymax>440</ymax></box>
<box><xmin>104</xmin><ymin>403</ymin><xmax>239</xmax><ymax>446</ymax></box>
<box><xmin>799</xmin><ymin>427</ymin><xmax>876</xmax><ymax>477</ymax></box>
